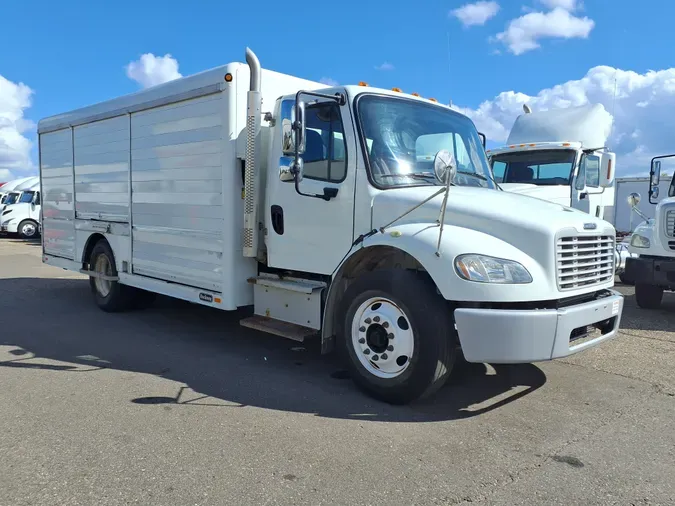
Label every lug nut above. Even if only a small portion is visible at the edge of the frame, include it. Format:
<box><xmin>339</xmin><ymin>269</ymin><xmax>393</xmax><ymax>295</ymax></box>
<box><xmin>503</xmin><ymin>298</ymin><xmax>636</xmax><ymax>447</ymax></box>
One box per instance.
<box><xmin>381</xmin><ymin>353</ymin><xmax>388</xmax><ymax>360</ymax></box>
<box><xmin>364</xmin><ymin>318</ymin><xmax>372</xmax><ymax>324</ymax></box>
<box><xmin>358</xmin><ymin>338</ymin><xmax>365</xmax><ymax>344</ymax></box>
<box><xmin>372</xmin><ymin>355</ymin><xmax>379</xmax><ymax>361</ymax></box>
<box><xmin>388</xmin><ymin>333</ymin><xmax>394</xmax><ymax>339</ymax></box>
<box><xmin>373</xmin><ymin>316</ymin><xmax>380</xmax><ymax>322</ymax></box>
<box><xmin>364</xmin><ymin>349</ymin><xmax>370</xmax><ymax>355</ymax></box>
<box><xmin>359</xmin><ymin>326</ymin><xmax>366</xmax><ymax>332</ymax></box>
<box><xmin>382</xmin><ymin>322</ymin><xmax>389</xmax><ymax>328</ymax></box>
<box><xmin>387</xmin><ymin>345</ymin><xmax>394</xmax><ymax>352</ymax></box>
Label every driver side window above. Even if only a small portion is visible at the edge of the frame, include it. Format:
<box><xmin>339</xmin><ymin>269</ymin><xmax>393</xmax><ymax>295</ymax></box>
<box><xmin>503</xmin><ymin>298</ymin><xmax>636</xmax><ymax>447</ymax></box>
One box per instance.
<box><xmin>492</xmin><ymin>160</ymin><xmax>506</xmax><ymax>183</ymax></box>
<box><xmin>302</xmin><ymin>102</ymin><xmax>347</xmax><ymax>183</ymax></box>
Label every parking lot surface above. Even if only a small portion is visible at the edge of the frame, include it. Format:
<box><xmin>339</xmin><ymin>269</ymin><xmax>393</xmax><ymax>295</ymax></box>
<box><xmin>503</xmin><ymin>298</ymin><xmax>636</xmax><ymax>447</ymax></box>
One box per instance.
<box><xmin>1</xmin><ymin>238</ymin><xmax>674</xmax><ymax>506</ymax></box>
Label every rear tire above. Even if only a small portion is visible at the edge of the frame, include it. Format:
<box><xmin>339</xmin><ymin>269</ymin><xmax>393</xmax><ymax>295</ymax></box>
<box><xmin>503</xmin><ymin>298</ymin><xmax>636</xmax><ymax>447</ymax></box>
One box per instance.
<box><xmin>18</xmin><ymin>219</ymin><xmax>39</xmax><ymax>240</ymax></box>
<box><xmin>618</xmin><ymin>273</ymin><xmax>633</xmax><ymax>285</ymax></box>
<box><xmin>337</xmin><ymin>269</ymin><xmax>456</xmax><ymax>405</ymax></box>
<box><xmin>635</xmin><ymin>283</ymin><xmax>663</xmax><ymax>309</ymax></box>
<box><xmin>88</xmin><ymin>239</ymin><xmax>134</xmax><ymax>312</ymax></box>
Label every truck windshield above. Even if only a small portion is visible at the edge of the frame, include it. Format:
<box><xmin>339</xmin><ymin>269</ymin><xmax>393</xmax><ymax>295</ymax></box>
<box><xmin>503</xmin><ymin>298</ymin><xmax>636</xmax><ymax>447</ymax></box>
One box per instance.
<box><xmin>5</xmin><ymin>193</ymin><xmax>19</xmax><ymax>205</ymax></box>
<box><xmin>18</xmin><ymin>191</ymin><xmax>35</xmax><ymax>203</ymax></box>
<box><xmin>357</xmin><ymin>95</ymin><xmax>494</xmax><ymax>189</ymax></box>
<box><xmin>491</xmin><ymin>150</ymin><xmax>576</xmax><ymax>186</ymax></box>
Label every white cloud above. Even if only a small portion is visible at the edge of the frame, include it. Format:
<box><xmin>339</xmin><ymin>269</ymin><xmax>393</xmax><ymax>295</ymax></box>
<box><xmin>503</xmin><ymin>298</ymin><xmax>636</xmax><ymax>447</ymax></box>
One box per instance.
<box><xmin>539</xmin><ymin>0</ymin><xmax>579</xmax><ymax>10</ymax></box>
<box><xmin>375</xmin><ymin>62</ymin><xmax>395</xmax><ymax>71</ymax></box>
<box><xmin>451</xmin><ymin>1</ymin><xmax>500</xmax><ymax>27</ymax></box>
<box><xmin>125</xmin><ymin>53</ymin><xmax>182</xmax><ymax>89</ymax></box>
<box><xmin>453</xmin><ymin>65</ymin><xmax>675</xmax><ymax>175</ymax></box>
<box><xmin>495</xmin><ymin>7</ymin><xmax>594</xmax><ymax>55</ymax></box>
<box><xmin>320</xmin><ymin>77</ymin><xmax>339</xmax><ymax>86</ymax></box>
<box><xmin>0</xmin><ymin>75</ymin><xmax>35</xmax><ymax>181</ymax></box>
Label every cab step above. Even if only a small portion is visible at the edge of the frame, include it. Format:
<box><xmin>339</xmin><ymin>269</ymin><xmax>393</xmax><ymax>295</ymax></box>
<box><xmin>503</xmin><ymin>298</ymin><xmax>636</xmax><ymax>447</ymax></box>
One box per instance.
<box><xmin>239</xmin><ymin>315</ymin><xmax>317</xmax><ymax>342</ymax></box>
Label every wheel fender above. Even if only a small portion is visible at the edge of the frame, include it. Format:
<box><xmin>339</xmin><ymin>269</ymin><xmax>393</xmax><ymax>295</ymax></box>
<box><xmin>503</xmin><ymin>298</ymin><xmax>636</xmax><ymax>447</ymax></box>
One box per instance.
<box><xmin>321</xmin><ymin>222</ymin><xmax>547</xmax><ymax>350</ymax></box>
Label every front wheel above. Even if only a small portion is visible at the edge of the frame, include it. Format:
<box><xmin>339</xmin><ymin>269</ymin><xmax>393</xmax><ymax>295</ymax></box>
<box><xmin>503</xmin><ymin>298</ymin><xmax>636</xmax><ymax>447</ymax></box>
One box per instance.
<box><xmin>18</xmin><ymin>219</ymin><xmax>39</xmax><ymax>239</ymax></box>
<box><xmin>635</xmin><ymin>283</ymin><xmax>663</xmax><ymax>309</ymax></box>
<box><xmin>338</xmin><ymin>269</ymin><xmax>457</xmax><ymax>405</ymax></box>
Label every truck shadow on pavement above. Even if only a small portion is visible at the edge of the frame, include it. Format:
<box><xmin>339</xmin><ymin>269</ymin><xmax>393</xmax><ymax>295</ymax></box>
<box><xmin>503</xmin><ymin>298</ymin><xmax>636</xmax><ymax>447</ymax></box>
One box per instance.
<box><xmin>0</xmin><ymin>277</ymin><xmax>547</xmax><ymax>423</ymax></box>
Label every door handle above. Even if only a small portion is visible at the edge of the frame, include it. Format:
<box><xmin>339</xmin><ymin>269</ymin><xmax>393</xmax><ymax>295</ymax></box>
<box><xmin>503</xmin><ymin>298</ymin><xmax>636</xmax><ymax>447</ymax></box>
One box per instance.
<box><xmin>271</xmin><ymin>205</ymin><xmax>284</xmax><ymax>235</ymax></box>
<box><xmin>580</xmin><ymin>192</ymin><xmax>588</xmax><ymax>200</ymax></box>
<box><xmin>322</xmin><ymin>187</ymin><xmax>338</xmax><ymax>201</ymax></box>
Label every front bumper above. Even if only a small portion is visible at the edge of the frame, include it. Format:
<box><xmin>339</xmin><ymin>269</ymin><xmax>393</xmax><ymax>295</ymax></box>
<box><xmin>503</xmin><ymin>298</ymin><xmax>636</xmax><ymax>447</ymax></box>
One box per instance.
<box><xmin>623</xmin><ymin>256</ymin><xmax>675</xmax><ymax>290</ymax></box>
<box><xmin>454</xmin><ymin>290</ymin><xmax>623</xmax><ymax>363</ymax></box>
<box><xmin>0</xmin><ymin>220</ymin><xmax>17</xmax><ymax>234</ymax></box>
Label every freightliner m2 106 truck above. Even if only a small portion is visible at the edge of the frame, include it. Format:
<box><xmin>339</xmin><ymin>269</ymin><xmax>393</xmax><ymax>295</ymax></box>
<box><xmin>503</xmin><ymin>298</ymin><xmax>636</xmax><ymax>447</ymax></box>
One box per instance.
<box><xmin>39</xmin><ymin>48</ymin><xmax>624</xmax><ymax>404</ymax></box>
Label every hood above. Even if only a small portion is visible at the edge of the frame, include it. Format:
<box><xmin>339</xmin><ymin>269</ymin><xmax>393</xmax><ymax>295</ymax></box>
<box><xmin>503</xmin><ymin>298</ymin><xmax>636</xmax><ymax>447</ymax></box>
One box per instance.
<box><xmin>500</xmin><ymin>182</ymin><xmax>571</xmax><ymax>206</ymax></box>
<box><xmin>371</xmin><ymin>186</ymin><xmax>614</xmax><ymax>261</ymax></box>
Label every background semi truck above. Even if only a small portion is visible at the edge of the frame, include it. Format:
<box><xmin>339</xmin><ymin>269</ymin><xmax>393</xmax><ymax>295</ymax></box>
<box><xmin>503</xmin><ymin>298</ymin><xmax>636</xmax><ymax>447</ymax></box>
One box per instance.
<box><xmin>624</xmin><ymin>155</ymin><xmax>675</xmax><ymax>308</ymax></box>
<box><xmin>39</xmin><ymin>47</ymin><xmax>624</xmax><ymax>404</ymax></box>
<box><xmin>0</xmin><ymin>180</ymin><xmax>41</xmax><ymax>239</ymax></box>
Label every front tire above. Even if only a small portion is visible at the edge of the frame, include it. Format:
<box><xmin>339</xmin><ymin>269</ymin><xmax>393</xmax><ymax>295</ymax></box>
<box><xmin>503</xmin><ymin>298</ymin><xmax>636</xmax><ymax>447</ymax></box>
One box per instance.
<box><xmin>337</xmin><ymin>269</ymin><xmax>456</xmax><ymax>405</ymax></box>
<box><xmin>635</xmin><ymin>283</ymin><xmax>663</xmax><ymax>309</ymax></box>
<box><xmin>18</xmin><ymin>219</ymin><xmax>39</xmax><ymax>239</ymax></box>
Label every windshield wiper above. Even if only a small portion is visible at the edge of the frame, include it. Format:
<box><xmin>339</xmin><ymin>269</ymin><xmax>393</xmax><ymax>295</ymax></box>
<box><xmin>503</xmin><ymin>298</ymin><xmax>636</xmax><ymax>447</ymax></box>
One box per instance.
<box><xmin>380</xmin><ymin>172</ymin><xmax>448</xmax><ymax>183</ymax></box>
<box><xmin>455</xmin><ymin>170</ymin><xmax>503</xmax><ymax>190</ymax></box>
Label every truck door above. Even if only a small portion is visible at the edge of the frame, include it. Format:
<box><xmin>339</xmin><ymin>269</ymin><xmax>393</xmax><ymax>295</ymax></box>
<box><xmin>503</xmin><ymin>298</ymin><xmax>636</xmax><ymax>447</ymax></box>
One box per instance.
<box><xmin>265</xmin><ymin>95</ymin><xmax>356</xmax><ymax>275</ymax></box>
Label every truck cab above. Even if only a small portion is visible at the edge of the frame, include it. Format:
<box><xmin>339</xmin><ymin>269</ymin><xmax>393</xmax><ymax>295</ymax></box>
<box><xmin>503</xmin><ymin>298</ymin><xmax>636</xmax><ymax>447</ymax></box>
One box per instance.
<box><xmin>0</xmin><ymin>189</ymin><xmax>41</xmax><ymax>238</ymax></box>
<box><xmin>623</xmin><ymin>155</ymin><xmax>675</xmax><ymax>308</ymax></box>
<box><xmin>487</xmin><ymin>104</ymin><xmax>616</xmax><ymax>220</ymax></box>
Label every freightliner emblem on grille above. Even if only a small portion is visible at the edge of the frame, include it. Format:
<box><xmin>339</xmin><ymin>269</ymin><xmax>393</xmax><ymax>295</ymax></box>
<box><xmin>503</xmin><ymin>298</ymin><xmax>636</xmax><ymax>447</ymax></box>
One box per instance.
<box><xmin>583</xmin><ymin>223</ymin><xmax>597</xmax><ymax>230</ymax></box>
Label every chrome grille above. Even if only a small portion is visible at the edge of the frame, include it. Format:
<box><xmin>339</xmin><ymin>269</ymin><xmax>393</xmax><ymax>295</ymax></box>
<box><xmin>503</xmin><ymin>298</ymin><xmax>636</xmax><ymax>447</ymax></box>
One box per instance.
<box><xmin>666</xmin><ymin>209</ymin><xmax>675</xmax><ymax>238</ymax></box>
<box><xmin>557</xmin><ymin>235</ymin><xmax>615</xmax><ymax>291</ymax></box>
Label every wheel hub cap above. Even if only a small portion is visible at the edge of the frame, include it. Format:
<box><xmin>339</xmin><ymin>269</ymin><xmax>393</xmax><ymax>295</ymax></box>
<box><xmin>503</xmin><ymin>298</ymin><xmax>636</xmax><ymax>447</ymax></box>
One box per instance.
<box><xmin>351</xmin><ymin>297</ymin><xmax>414</xmax><ymax>379</ymax></box>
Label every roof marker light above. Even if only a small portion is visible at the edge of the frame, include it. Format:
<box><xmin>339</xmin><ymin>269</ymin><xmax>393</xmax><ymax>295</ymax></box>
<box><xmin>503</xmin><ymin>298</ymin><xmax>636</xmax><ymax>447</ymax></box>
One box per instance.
<box><xmin>358</xmin><ymin>81</ymin><xmax>369</xmax><ymax>87</ymax></box>
<box><xmin>411</xmin><ymin>92</ymin><xmax>420</xmax><ymax>97</ymax></box>
<box><xmin>428</xmin><ymin>98</ymin><xmax>438</xmax><ymax>102</ymax></box>
<box><xmin>392</xmin><ymin>87</ymin><xmax>402</xmax><ymax>92</ymax></box>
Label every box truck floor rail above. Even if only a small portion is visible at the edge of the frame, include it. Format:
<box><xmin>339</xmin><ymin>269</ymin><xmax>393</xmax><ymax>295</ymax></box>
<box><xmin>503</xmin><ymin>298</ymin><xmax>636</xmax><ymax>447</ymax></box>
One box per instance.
<box><xmin>38</xmin><ymin>47</ymin><xmax>624</xmax><ymax>404</ymax></box>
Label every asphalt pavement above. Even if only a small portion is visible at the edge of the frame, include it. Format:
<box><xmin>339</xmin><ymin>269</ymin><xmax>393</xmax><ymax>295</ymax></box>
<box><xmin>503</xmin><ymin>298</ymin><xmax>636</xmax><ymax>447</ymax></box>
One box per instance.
<box><xmin>1</xmin><ymin>238</ymin><xmax>674</xmax><ymax>506</ymax></box>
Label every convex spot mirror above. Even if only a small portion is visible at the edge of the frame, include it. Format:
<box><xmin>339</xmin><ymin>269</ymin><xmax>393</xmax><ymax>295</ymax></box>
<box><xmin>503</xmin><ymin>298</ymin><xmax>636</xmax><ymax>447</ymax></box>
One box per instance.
<box><xmin>433</xmin><ymin>149</ymin><xmax>457</xmax><ymax>185</ymax></box>
<box><xmin>627</xmin><ymin>192</ymin><xmax>641</xmax><ymax>208</ymax></box>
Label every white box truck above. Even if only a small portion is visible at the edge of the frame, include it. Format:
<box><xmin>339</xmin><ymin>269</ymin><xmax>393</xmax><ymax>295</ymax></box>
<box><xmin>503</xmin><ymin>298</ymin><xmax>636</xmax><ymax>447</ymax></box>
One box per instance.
<box><xmin>623</xmin><ymin>155</ymin><xmax>675</xmax><ymax>308</ymax></box>
<box><xmin>39</xmin><ymin>48</ymin><xmax>624</xmax><ymax>404</ymax></box>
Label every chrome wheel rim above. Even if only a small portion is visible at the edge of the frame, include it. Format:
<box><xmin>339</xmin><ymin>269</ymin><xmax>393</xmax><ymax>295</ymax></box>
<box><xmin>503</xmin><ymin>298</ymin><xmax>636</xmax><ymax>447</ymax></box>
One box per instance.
<box><xmin>351</xmin><ymin>297</ymin><xmax>414</xmax><ymax>379</ymax></box>
<box><xmin>94</xmin><ymin>254</ymin><xmax>112</xmax><ymax>297</ymax></box>
<box><xmin>22</xmin><ymin>223</ymin><xmax>36</xmax><ymax>237</ymax></box>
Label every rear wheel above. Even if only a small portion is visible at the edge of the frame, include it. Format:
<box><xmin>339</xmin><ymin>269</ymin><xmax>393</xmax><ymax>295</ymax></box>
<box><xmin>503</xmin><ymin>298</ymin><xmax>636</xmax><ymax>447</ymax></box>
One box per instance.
<box><xmin>88</xmin><ymin>240</ymin><xmax>135</xmax><ymax>312</ymax></box>
<box><xmin>635</xmin><ymin>283</ymin><xmax>663</xmax><ymax>309</ymax></box>
<box><xmin>18</xmin><ymin>219</ymin><xmax>39</xmax><ymax>239</ymax></box>
<box><xmin>338</xmin><ymin>269</ymin><xmax>456</xmax><ymax>405</ymax></box>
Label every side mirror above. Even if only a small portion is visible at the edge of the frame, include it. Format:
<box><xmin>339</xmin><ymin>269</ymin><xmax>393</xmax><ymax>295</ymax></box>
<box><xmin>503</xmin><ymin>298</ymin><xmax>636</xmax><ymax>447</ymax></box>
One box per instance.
<box><xmin>627</xmin><ymin>192</ymin><xmax>641</xmax><ymax>208</ymax></box>
<box><xmin>651</xmin><ymin>185</ymin><xmax>660</xmax><ymax>199</ymax></box>
<box><xmin>651</xmin><ymin>160</ymin><xmax>661</xmax><ymax>186</ymax></box>
<box><xmin>582</xmin><ymin>154</ymin><xmax>601</xmax><ymax>188</ymax></box>
<box><xmin>433</xmin><ymin>149</ymin><xmax>457</xmax><ymax>185</ymax></box>
<box><xmin>293</xmin><ymin>100</ymin><xmax>306</xmax><ymax>156</ymax></box>
<box><xmin>599</xmin><ymin>152</ymin><xmax>616</xmax><ymax>188</ymax></box>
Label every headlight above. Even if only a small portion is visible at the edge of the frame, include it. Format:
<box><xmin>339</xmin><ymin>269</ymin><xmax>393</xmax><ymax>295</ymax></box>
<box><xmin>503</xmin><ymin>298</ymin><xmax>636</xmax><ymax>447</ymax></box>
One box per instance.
<box><xmin>455</xmin><ymin>254</ymin><xmax>532</xmax><ymax>284</ymax></box>
<box><xmin>630</xmin><ymin>234</ymin><xmax>650</xmax><ymax>248</ymax></box>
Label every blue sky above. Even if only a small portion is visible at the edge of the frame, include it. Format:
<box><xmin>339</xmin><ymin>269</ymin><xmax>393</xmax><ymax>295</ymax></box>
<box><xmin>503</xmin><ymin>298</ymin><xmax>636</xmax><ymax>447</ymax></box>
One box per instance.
<box><xmin>2</xmin><ymin>0</ymin><xmax>675</xmax><ymax>179</ymax></box>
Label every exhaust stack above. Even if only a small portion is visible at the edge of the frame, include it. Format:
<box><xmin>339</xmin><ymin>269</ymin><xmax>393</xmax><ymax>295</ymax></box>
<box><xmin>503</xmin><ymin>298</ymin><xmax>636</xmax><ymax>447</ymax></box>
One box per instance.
<box><xmin>243</xmin><ymin>47</ymin><xmax>262</xmax><ymax>258</ymax></box>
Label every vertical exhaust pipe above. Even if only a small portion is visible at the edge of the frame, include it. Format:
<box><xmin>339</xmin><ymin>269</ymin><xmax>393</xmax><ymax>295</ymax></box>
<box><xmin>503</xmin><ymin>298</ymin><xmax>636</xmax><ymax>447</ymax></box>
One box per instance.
<box><xmin>243</xmin><ymin>47</ymin><xmax>262</xmax><ymax>258</ymax></box>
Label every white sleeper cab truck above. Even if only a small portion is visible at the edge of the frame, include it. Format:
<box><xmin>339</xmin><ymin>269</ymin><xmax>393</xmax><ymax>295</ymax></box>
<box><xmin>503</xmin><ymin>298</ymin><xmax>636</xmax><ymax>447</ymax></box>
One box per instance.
<box><xmin>623</xmin><ymin>154</ymin><xmax>675</xmax><ymax>308</ymax></box>
<box><xmin>0</xmin><ymin>187</ymin><xmax>41</xmax><ymax>238</ymax></box>
<box><xmin>39</xmin><ymin>48</ymin><xmax>625</xmax><ymax>404</ymax></box>
<box><xmin>486</xmin><ymin>104</ymin><xmax>629</xmax><ymax>276</ymax></box>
